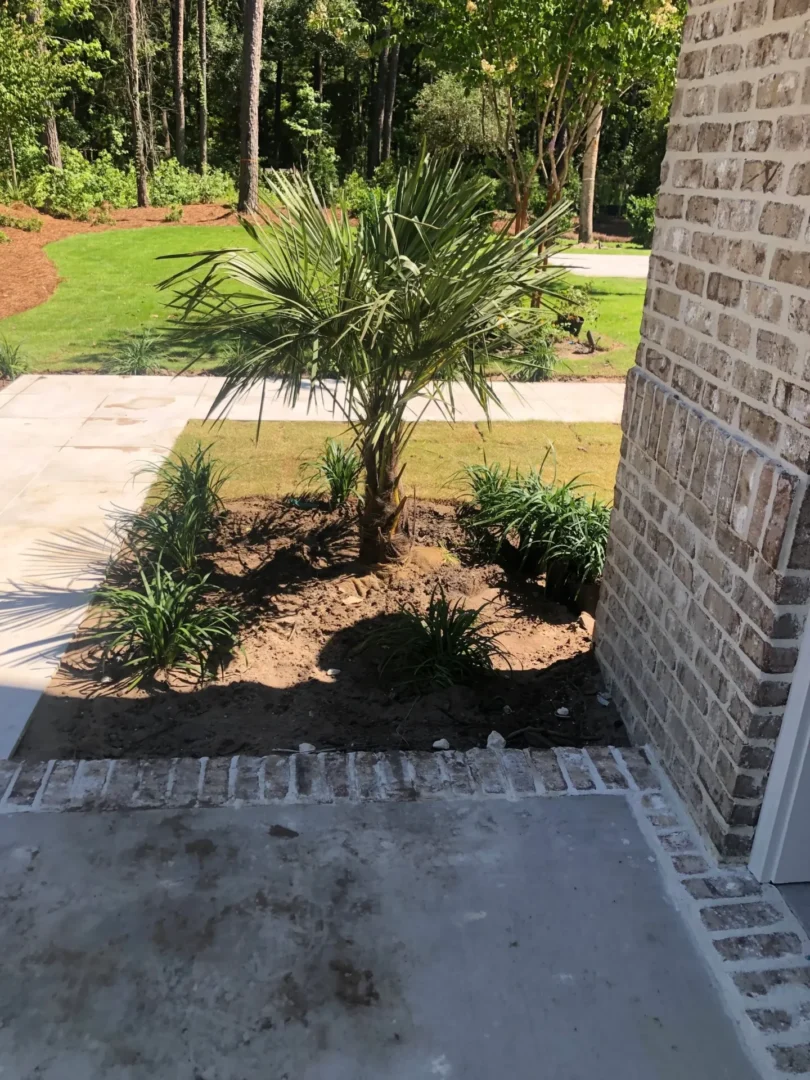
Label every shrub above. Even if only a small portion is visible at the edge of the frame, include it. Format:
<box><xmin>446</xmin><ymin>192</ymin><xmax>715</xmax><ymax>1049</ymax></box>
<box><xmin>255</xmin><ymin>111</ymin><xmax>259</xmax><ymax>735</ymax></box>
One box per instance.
<box><xmin>414</xmin><ymin>74</ymin><xmax>501</xmax><ymax>155</ymax></box>
<box><xmin>625</xmin><ymin>194</ymin><xmax>656</xmax><ymax>247</ymax></box>
<box><xmin>103</xmin><ymin>329</ymin><xmax>164</xmax><ymax>375</ymax></box>
<box><xmin>462</xmin><ymin>458</ymin><xmax>611</xmax><ymax>599</ymax></box>
<box><xmin>0</xmin><ymin>337</ymin><xmax>30</xmax><ymax>380</ymax></box>
<box><xmin>0</xmin><ymin>230</ymin><xmax>7</xmax><ymax>244</ymax></box>
<box><xmin>98</xmin><ymin>563</ymin><xmax>238</xmax><ymax>685</ymax></box>
<box><xmin>26</xmin><ymin>147</ymin><xmax>136</xmax><ymax>219</ymax></box>
<box><xmin>338</xmin><ymin>170</ymin><xmax>381</xmax><ymax>216</ymax></box>
<box><xmin>148</xmin><ymin>158</ymin><xmax>236</xmax><ymax>207</ymax></box>
<box><xmin>142</xmin><ymin>442</ymin><xmax>229</xmax><ymax>532</ymax></box>
<box><xmin>370</xmin><ymin>585</ymin><xmax>506</xmax><ymax>690</ymax></box>
<box><xmin>302</xmin><ymin>438</ymin><xmax>362</xmax><ymax>508</ymax></box>
<box><xmin>163</xmin><ymin>204</ymin><xmax>183</xmax><ymax>222</ymax></box>
<box><xmin>123</xmin><ymin>501</ymin><xmax>212</xmax><ymax>575</ymax></box>
<box><xmin>0</xmin><ymin>210</ymin><xmax>42</xmax><ymax>232</ymax></box>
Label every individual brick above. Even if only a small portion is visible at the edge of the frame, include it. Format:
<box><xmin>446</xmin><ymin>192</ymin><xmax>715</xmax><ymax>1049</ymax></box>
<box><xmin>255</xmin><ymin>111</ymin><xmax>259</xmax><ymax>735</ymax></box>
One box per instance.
<box><xmin>707</xmin><ymin>272</ymin><xmax>743</xmax><ymax>308</ymax></box>
<box><xmin>759</xmin><ymin>200</ymin><xmax>805</xmax><ymax>238</ymax></box>
<box><xmin>100</xmin><ymin>759</ymin><xmax>141</xmax><ymax>810</ymax></box>
<box><xmin>39</xmin><ymin>761</ymin><xmax>77</xmax><ymax>810</ymax></box>
<box><xmin>169</xmin><ymin>757</ymin><xmax>204</xmax><ymax>807</ymax></box>
<box><xmin>466</xmin><ymin>749</ymin><xmax>508</xmax><ymax>795</ymax></box>
<box><xmin>6</xmin><ymin>761</ymin><xmax>48</xmax><ymax>808</ymax></box>
<box><xmin>734</xmin><ymin>966</ymin><xmax>810</xmax><ymax>997</ymax></box>
<box><xmin>587</xmin><ymin>747</ymin><xmax>630</xmax><ymax>790</ymax></box>
<box><xmin>321</xmin><ymin>752</ymin><xmax>350</xmax><ymax>800</ymax></box>
<box><xmin>771</xmin><ymin>248</ymin><xmax>810</xmax><ymax>288</ymax></box>
<box><xmin>788</xmin><ymin>161</ymin><xmax>810</xmax><ymax>196</ymax></box>
<box><xmin>69</xmin><ymin>760</ymin><xmax>111</xmax><ymax>810</ymax></box>
<box><xmin>528</xmin><ymin>749</ymin><xmax>567</xmax><ymax>793</ymax></box>
<box><xmin>683</xmin><ymin>874</ymin><xmax>762</xmax><ymax>900</ymax></box>
<box><xmin>354</xmin><ymin>750</ymin><xmax>383</xmax><ymax>799</ymax></box>
<box><xmin>718</xmin><ymin>80</ymin><xmax>753</xmax><ymax>113</ymax></box>
<box><xmin>264</xmin><ymin>754</ymin><xmax>293</xmax><ymax>800</ymax></box>
<box><xmin>746</xmin><ymin>1008</ymin><xmax>792</xmax><ymax>1033</ymax></box>
<box><xmin>747</xmin><ymin>282</ymin><xmax>783</xmax><ymax>323</ymax></box>
<box><xmin>732</xmin><ymin>0</ymin><xmax>769</xmax><ymax>31</ymax></box>
<box><xmin>232</xmin><ymin>756</ymin><xmax>263</xmax><ymax>803</ymax></box>
<box><xmin>659</xmin><ymin>830</ymin><xmax>699</xmax><ymax>853</ymax></box>
<box><xmin>713</xmin><ymin>932</ymin><xmax>802</xmax><ymax>961</ymax></box>
<box><xmin>746</xmin><ymin>32</ymin><xmax>789</xmax><ymax>69</ymax></box>
<box><xmin>755</xmin><ymin>70</ymin><xmax>801</xmax><ymax>108</ymax></box>
<box><xmin>672</xmin><ymin>853</ymin><xmax>711</xmax><ymax>875</ymax></box>
<box><xmin>710</xmin><ymin>43</ymin><xmax>744</xmax><ymax>75</ymax></box>
<box><xmin>198</xmin><ymin>756</ymin><xmax>231</xmax><ymax>807</ymax></box>
<box><xmin>438</xmin><ymin>751</ymin><xmax>476</xmax><ymax>797</ymax></box>
<box><xmin>499</xmin><ymin>749</ymin><xmax>538</xmax><ymax>796</ymax></box>
<box><xmin>377</xmin><ymin>751</ymin><xmax>419</xmax><ymax>800</ymax></box>
<box><xmin>700</xmin><ymin>901</ymin><xmax>782</xmax><ymax>931</ymax></box>
<box><xmin>294</xmin><ymin>752</ymin><xmax>330</xmax><ymax>801</ymax></box>
<box><xmin>556</xmin><ymin>749</ymin><xmax>597</xmax><ymax>791</ymax></box>
<box><xmin>769</xmin><ymin>1045</ymin><xmax>810</xmax><ymax>1072</ymax></box>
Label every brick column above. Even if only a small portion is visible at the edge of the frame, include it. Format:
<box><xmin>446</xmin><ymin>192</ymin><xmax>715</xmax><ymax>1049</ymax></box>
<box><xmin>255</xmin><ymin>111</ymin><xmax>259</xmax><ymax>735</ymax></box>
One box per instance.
<box><xmin>596</xmin><ymin>0</ymin><xmax>810</xmax><ymax>860</ymax></box>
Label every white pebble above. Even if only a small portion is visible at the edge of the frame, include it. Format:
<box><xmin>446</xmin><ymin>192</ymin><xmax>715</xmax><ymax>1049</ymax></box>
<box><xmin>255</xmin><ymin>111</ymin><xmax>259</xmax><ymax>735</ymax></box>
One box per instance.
<box><xmin>326</xmin><ymin>668</ymin><xmax>341</xmax><ymax>677</ymax></box>
<box><xmin>432</xmin><ymin>738</ymin><xmax>450</xmax><ymax>751</ymax></box>
<box><xmin>298</xmin><ymin>742</ymin><xmax>316</xmax><ymax>754</ymax></box>
<box><xmin>555</xmin><ymin>706</ymin><xmax>570</xmax><ymax>718</ymax></box>
<box><xmin>486</xmin><ymin>730</ymin><xmax>506</xmax><ymax>750</ymax></box>
<box><xmin>597</xmin><ymin>692</ymin><xmax>612</xmax><ymax>707</ymax></box>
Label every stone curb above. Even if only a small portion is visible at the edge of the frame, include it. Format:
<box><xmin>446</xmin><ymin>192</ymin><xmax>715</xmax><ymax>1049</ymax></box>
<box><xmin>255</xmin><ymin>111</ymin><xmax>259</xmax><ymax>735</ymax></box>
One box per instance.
<box><xmin>0</xmin><ymin>746</ymin><xmax>654</xmax><ymax>815</ymax></box>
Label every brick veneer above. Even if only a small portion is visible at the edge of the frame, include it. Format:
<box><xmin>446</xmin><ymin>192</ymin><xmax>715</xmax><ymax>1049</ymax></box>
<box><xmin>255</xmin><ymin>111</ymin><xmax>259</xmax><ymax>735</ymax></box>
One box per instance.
<box><xmin>595</xmin><ymin>0</ymin><xmax>810</xmax><ymax>860</ymax></box>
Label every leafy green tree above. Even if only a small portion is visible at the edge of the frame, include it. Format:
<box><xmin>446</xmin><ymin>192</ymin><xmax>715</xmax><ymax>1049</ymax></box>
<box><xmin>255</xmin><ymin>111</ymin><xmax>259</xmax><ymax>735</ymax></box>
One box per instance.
<box><xmin>163</xmin><ymin>157</ymin><xmax>571</xmax><ymax>562</ymax></box>
<box><xmin>413</xmin><ymin>72</ymin><xmax>499</xmax><ymax>155</ymax></box>
<box><xmin>429</xmin><ymin>0</ymin><xmax>683</xmax><ymax>228</ymax></box>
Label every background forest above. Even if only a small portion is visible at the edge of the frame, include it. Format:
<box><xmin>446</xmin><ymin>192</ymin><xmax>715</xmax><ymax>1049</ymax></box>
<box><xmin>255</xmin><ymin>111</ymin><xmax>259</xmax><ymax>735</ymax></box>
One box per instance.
<box><xmin>0</xmin><ymin>0</ymin><xmax>684</xmax><ymax>240</ymax></box>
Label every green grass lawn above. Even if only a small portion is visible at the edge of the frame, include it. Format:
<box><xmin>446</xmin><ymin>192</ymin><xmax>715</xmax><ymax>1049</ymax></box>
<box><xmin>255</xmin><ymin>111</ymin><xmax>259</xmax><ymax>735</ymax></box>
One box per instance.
<box><xmin>561</xmin><ymin>241</ymin><xmax>650</xmax><ymax>255</ymax></box>
<box><xmin>1</xmin><ymin>225</ymin><xmax>646</xmax><ymax>379</ymax></box>
<box><xmin>174</xmin><ymin>419</ymin><xmax>621</xmax><ymax>502</ymax></box>
<box><xmin>2</xmin><ymin>225</ymin><xmax>247</xmax><ymax>371</ymax></box>
<box><xmin>560</xmin><ymin>276</ymin><xmax>646</xmax><ymax>378</ymax></box>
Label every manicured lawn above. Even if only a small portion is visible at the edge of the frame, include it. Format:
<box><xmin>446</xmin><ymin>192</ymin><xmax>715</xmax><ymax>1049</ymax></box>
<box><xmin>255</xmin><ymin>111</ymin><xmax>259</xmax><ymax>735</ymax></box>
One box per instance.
<box><xmin>562</xmin><ymin>241</ymin><xmax>650</xmax><ymax>255</ymax></box>
<box><xmin>560</xmin><ymin>276</ymin><xmax>646</xmax><ymax>378</ymax></box>
<box><xmin>2</xmin><ymin>225</ymin><xmax>247</xmax><ymax>371</ymax></box>
<box><xmin>174</xmin><ymin>419</ymin><xmax>621</xmax><ymax>502</ymax></box>
<box><xmin>1</xmin><ymin>226</ymin><xmax>645</xmax><ymax>381</ymax></box>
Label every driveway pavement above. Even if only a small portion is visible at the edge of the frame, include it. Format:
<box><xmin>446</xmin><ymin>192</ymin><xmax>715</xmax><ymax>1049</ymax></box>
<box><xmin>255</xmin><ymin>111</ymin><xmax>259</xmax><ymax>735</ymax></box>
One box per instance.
<box><xmin>0</xmin><ymin>795</ymin><xmax>760</xmax><ymax>1080</ymax></box>
<box><xmin>0</xmin><ymin>373</ymin><xmax>624</xmax><ymax>758</ymax></box>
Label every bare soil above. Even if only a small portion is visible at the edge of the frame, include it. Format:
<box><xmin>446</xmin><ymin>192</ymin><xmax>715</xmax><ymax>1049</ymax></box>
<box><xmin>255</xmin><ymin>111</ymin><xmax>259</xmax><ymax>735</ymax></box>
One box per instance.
<box><xmin>0</xmin><ymin>202</ymin><xmax>238</xmax><ymax>319</ymax></box>
<box><xmin>18</xmin><ymin>497</ymin><xmax>625</xmax><ymax>761</ymax></box>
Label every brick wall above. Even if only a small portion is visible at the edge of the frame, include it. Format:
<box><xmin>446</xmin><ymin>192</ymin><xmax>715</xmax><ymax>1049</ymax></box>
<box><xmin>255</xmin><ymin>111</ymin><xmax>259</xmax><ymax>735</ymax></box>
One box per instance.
<box><xmin>595</xmin><ymin>0</ymin><xmax>810</xmax><ymax>860</ymax></box>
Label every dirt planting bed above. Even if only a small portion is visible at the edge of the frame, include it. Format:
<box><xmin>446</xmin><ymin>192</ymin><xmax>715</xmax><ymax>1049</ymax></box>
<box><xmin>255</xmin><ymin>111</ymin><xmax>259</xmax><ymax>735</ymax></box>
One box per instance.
<box><xmin>19</xmin><ymin>497</ymin><xmax>625</xmax><ymax>761</ymax></box>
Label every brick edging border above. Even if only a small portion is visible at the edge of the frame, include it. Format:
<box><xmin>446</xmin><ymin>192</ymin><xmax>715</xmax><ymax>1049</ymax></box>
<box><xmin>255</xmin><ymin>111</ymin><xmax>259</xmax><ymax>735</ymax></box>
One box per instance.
<box><xmin>2</xmin><ymin>744</ymin><xmax>810</xmax><ymax>1074</ymax></box>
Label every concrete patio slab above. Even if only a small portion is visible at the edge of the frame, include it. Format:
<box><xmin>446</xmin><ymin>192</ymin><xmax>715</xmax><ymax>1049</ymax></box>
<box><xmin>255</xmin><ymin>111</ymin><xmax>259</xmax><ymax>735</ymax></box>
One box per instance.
<box><xmin>0</xmin><ymin>795</ymin><xmax>759</xmax><ymax>1080</ymax></box>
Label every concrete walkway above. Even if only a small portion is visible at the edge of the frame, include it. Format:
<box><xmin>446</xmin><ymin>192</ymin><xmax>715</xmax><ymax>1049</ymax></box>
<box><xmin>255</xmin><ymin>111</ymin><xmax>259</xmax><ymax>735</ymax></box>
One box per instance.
<box><xmin>0</xmin><ymin>373</ymin><xmax>623</xmax><ymax>758</ymax></box>
<box><xmin>0</xmin><ymin>794</ymin><xmax>761</xmax><ymax>1079</ymax></box>
<box><xmin>549</xmin><ymin>251</ymin><xmax>651</xmax><ymax>278</ymax></box>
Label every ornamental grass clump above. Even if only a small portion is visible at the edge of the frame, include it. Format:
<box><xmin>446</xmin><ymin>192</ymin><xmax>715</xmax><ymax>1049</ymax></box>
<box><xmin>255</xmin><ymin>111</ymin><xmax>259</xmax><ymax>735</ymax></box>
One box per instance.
<box><xmin>462</xmin><ymin>454</ymin><xmax>610</xmax><ymax>604</ymax></box>
<box><xmin>302</xmin><ymin>437</ymin><xmax>363</xmax><ymax>509</ymax></box>
<box><xmin>369</xmin><ymin>585</ymin><xmax>506</xmax><ymax>690</ymax></box>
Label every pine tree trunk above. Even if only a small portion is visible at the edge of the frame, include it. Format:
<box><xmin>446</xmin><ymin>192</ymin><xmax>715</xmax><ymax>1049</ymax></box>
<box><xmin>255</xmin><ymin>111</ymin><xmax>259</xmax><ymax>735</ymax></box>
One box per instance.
<box><xmin>161</xmin><ymin>108</ymin><xmax>172</xmax><ymax>157</ymax></box>
<box><xmin>43</xmin><ymin>112</ymin><xmax>62</xmax><ymax>169</ymax></box>
<box><xmin>7</xmin><ymin>137</ymin><xmax>18</xmax><ymax>191</ymax></box>
<box><xmin>381</xmin><ymin>40</ymin><xmax>399</xmax><ymax>162</ymax></box>
<box><xmin>171</xmin><ymin>0</ymin><xmax>186</xmax><ymax>165</ymax></box>
<box><xmin>198</xmin><ymin>0</ymin><xmax>208</xmax><ymax>170</ymax></box>
<box><xmin>366</xmin><ymin>28</ymin><xmax>389</xmax><ymax>177</ymax></box>
<box><xmin>313</xmin><ymin>51</ymin><xmax>323</xmax><ymax>97</ymax></box>
<box><xmin>273</xmin><ymin>59</ymin><xmax>283</xmax><ymax>165</ymax></box>
<box><xmin>126</xmin><ymin>0</ymin><xmax>150</xmax><ymax>207</ymax></box>
<box><xmin>359</xmin><ymin>433</ymin><xmax>408</xmax><ymax>563</ymax></box>
<box><xmin>238</xmin><ymin>0</ymin><xmax>265</xmax><ymax>213</ymax></box>
<box><xmin>578</xmin><ymin>101</ymin><xmax>602</xmax><ymax>244</ymax></box>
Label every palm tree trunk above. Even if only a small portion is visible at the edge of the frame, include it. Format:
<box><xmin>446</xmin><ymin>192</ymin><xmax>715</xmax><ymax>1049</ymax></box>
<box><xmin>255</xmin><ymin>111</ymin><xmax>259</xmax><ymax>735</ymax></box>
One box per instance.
<box><xmin>171</xmin><ymin>0</ymin><xmax>186</xmax><ymax>165</ymax></box>
<box><xmin>367</xmin><ymin>27</ymin><xmax>389</xmax><ymax>177</ymax></box>
<box><xmin>381</xmin><ymin>41</ymin><xmax>399</xmax><ymax>162</ymax></box>
<box><xmin>198</xmin><ymin>0</ymin><xmax>208</xmax><ymax>170</ymax></box>
<box><xmin>578</xmin><ymin>101</ymin><xmax>602</xmax><ymax>243</ymax></box>
<box><xmin>126</xmin><ymin>0</ymin><xmax>150</xmax><ymax>207</ymax></box>
<box><xmin>238</xmin><ymin>0</ymin><xmax>265</xmax><ymax>213</ymax></box>
<box><xmin>359</xmin><ymin>433</ymin><xmax>408</xmax><ymax>563</ymax></box>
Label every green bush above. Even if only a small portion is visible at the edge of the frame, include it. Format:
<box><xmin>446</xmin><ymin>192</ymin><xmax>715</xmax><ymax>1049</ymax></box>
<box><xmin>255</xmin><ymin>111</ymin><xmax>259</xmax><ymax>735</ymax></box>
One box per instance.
<box><xmin>124</xmin><ymin>502</ymin><xmax>212</xmax><ymax>575</ymax></box>
<box><xmin>98</xmin><ymin>563</ymin><xmax>239</xmax><ymax>686</ymax></box>
<box><xmin>625</xmin><ymin>194</ymin><xmax>656</xmax><ymax>247</ymax></box>
<box><xmin>148</xmin><ymin>158</ymin><xmax>236</xmax><ymax>206</ymax></box>
<box><xmin>302</xmin><ymin>437</ymin><xmax>362</xmax><ymax>508</ymax></box>
<box><xmin>507</xmin><ymin>326</ymin><xmax>558</xmax><ymax>381</ymax></box>
<box><xmin>0</xmin><ymin>210</ymin><xmax>42</xmax><ymax>232</ymax></box>
<box><xmin>0</xmin><ymin>337</ymin><xmax>30</xmax><ymax>380</ymax></box>
<box><xmin>103</xmin><ymin>329</ymin><xmax>164</xmax><ymax>375</ymax></box>
<box><xmin>462</xmin><ymin>458</ymin><xmax>611</xmax><ymax>601</ymax></box>
<box><xmin>23</xmin><ymin>147</ymin><xmax>136</xmax><ymax>219</ymax></box>
<box><xmin>0</xmin><ymin>230</ymin><xmax>7</xmax><ymax>244</ymax></box>
<box><xmin>370</xmin><ymin>585</ymin><xmax>506</xmax><ymax>690</ymax></box>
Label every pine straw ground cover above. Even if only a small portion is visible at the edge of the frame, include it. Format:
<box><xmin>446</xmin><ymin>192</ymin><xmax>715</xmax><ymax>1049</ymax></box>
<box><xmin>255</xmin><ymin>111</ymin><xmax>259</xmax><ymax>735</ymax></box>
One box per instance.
<box><xmin>18</xmin><ymin>422</ymin><xmax>624</xmax><ymax>761</ymax></box>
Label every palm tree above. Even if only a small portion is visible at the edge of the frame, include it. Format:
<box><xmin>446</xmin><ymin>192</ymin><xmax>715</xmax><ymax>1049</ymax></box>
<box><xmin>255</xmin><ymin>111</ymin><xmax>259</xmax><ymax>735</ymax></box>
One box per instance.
<box><xmin>162</xmin><ymin>157</ymin><xmax>571</xmax><ymax>563</ymax></box>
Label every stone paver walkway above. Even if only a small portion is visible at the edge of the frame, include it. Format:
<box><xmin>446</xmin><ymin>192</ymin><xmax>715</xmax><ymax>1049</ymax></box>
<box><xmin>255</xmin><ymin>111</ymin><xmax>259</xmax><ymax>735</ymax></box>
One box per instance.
<box><xmin>0</xmin><ymin>372</ymin><xmax>624</xmax><ymax>757</ymax></box>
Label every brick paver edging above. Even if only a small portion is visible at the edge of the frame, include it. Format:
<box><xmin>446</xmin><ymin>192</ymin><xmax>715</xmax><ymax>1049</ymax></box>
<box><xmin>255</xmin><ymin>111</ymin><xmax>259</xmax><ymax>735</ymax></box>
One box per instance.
<box><xmin>2</xmin><ymin>744</ymin><xmax>810</xmax><ymax>1075</ymax></box>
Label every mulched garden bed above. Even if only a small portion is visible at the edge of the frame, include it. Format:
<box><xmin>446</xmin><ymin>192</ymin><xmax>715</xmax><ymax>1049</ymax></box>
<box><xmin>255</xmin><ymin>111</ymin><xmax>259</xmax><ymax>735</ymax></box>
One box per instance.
<box><xmin>18</xmin><ymin>497</ymin><xmax>626</xmax><ymax>761</ymax></box>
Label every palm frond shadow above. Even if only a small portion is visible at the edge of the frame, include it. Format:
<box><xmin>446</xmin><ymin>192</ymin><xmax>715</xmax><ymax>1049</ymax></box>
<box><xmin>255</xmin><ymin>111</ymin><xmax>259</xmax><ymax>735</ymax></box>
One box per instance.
<box><xmin>0</xmin><ymin>528</ymin><xmax>116</xmax><ymax>668</ymax></box>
